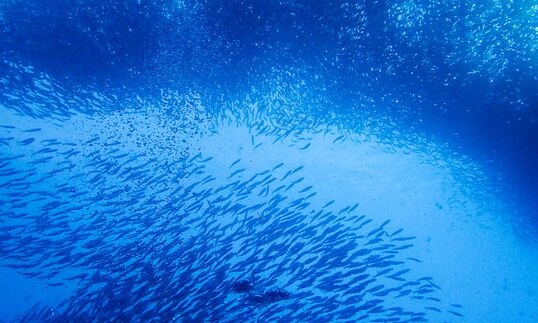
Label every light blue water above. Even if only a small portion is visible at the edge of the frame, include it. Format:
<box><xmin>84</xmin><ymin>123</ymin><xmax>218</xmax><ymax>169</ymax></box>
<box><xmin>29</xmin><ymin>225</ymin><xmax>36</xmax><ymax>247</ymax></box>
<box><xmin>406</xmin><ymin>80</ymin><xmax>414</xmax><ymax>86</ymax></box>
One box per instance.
<box><xmin>0</xmin><ymin>1</ymin><xmax>537</xmax><ymax>322</ymax></box>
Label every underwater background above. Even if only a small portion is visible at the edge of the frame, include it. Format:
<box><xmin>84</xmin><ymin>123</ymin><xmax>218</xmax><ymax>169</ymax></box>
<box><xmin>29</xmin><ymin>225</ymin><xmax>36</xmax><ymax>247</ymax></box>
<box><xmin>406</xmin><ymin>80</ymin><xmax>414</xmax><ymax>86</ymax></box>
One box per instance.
<box><xmin>0</xmin><ymin>0</ymin><xmax>537</xmax><ymax>322</ymax></box>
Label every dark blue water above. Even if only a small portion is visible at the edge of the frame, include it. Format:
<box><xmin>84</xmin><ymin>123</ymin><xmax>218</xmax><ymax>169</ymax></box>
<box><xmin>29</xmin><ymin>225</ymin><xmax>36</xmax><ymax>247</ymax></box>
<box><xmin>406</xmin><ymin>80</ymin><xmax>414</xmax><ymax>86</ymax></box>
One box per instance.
<box><xmin>1</xmin><ymin>1</ymin><xmax>537</xmax><ymax>322</ymax></box>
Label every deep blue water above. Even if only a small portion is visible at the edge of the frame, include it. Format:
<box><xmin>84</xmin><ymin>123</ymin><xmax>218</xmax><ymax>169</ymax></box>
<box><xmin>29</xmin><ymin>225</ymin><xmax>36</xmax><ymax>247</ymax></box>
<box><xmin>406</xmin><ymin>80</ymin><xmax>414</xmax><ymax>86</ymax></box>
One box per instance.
<box><xmin>0</xmin><ymin>1</ymin><xmax>537</xmax><ymax>322</ymax></box>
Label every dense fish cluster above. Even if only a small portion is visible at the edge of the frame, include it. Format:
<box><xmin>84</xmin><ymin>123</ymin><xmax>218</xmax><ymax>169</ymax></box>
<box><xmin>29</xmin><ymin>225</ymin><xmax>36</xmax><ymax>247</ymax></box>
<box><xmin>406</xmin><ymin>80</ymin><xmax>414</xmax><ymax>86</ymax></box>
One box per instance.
<box><xmin>1</xmin><ymin>0</ymin><xmax>537</xmax><ymax>321</ymax></box>
<box><xmin>3</xmin><ymin>0</ymin><xmax>535</xmax><ymax>110</ymax></box>
<box><xmin>0</xmin><ymin>68</ymin><xmax>466</xmax><ymax>322</ymax></box>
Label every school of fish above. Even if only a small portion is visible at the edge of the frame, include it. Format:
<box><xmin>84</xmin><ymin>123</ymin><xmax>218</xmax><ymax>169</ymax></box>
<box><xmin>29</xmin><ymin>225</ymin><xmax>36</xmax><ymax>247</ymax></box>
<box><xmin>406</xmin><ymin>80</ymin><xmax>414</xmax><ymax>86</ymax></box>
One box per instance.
<box><xmin>0</xmin><ymin>59</ymin><xmax>464</xmax><ymax>322</ymax></box>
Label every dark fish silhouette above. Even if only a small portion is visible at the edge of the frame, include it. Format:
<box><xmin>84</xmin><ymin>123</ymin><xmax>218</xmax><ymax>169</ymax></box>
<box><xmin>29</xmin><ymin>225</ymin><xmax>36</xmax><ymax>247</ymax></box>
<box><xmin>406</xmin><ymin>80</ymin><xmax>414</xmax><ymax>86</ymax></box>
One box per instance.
<box><xmin>263</xmin><ymin>289</ymin><xmax>290</xmax><ymax>302</ymax></box>
<box><xmin>231</xmin><ymin>279</ymin><xmax>254</xmax><ymax>293</ymax></box>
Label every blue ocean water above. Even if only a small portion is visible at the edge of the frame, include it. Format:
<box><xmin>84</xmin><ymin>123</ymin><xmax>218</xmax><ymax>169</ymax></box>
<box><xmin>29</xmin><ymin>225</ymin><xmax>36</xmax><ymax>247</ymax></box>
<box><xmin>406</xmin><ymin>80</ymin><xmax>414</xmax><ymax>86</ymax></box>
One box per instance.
<box><xmin>0</xmin><ymin>1</ymin><xmax>537</xmax><ymax>322</ymax></box>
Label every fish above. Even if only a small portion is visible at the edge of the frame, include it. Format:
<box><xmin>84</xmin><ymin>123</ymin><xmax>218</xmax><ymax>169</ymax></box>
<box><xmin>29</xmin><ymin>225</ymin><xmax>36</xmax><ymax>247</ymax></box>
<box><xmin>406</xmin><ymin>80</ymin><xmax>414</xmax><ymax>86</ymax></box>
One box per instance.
<box><xmin>231</xmin><ymin>279</ymin><xmax>254</xmax><ymax>293</ymax></box>
<box><xmin>333</xmin><ymin>135</ymin><xmax>345</xmax><ymax>143</ymax></box>
<box><xmin>228</xmin><ymin>168</ymin><xmax>246</xmax><ymax>179</ymax></box>
<box><xmin>448</xmin><ymin>310</ymin><xmax>464</xmax><ymax>317</ymax></box>
<box><xmin>262</xmin><ymin>289</ymin><xmax>290</xmax><ymax>302</ymax></box>
<box><xmin>272</xmin><ymin>162</ymin><xmax>284</xmax><ymax>171</ymax></box>
<box><xmin>299</xmin><ymin>185</ymin><xmax>313</xmax><ymax>193</ymax></box>
<box><xmin>228</xmin><ymin>158</ymin><xmax>241</xmax><ymax>168</ymax></box>
<box><xmin>1</xmin><ymin>115</ymin><xmax>442</xmax><ymax>323</ymax></box>
<box><xmin>299</xmin><ymin>142</ymin><xmax>311</xmax><ymax>150</ymax></box>
<box><xmin>22</xmin><ymin>128</ymin><xmax>42</xmax><ymax>133</ymax></box>
<box><xmin>19</xmin><ymin>138</ymin><xmax>35</xmax><ymax>145</ymax></box>
<box><xmin>322</xmin><ymin>200</ymin><xmax>335</xmax><ymax>208</ymax></box>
